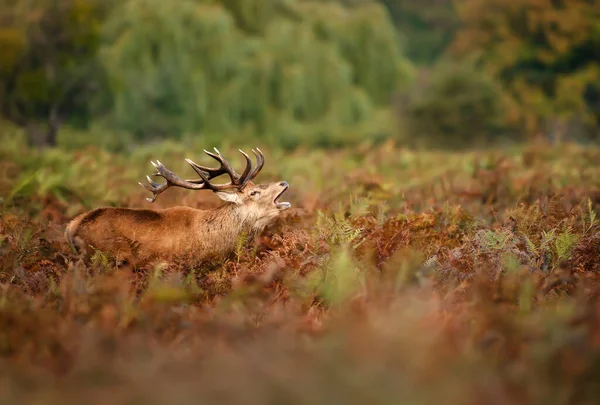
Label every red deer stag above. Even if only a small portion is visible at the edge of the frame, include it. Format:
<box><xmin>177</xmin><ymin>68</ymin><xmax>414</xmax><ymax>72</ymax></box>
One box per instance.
<box><xmin>65</xmin><ymin>148</ymin><xmax>290</xmax><ymax>268</ymax></box>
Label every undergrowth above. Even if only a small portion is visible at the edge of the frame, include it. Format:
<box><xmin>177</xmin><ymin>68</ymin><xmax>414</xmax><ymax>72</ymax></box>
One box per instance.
<box><xmin>2</xmin><ymin>132</ymin><xmax>600</xmax><ymax>405</ymax></box>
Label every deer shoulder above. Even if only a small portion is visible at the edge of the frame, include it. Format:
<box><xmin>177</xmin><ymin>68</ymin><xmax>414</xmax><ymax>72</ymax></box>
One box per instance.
<box><xmin>65</xmin><ymin>148</ymin><xmax>291</xmax><ymax>268</ymax></box>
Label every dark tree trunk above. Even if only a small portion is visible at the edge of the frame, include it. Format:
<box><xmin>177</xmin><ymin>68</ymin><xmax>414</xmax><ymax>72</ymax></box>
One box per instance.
<box><xmin>25</xmin><ymin>105</ymin><xmax>61</xmax><ymax>148</ymax></box>
<box><xmin>26</xmin><ymin>123</ymin><xmax>44</xmax><ymax>147</ymax></box>
<box><xmin>46</xmin><ymin>103</ymin><xmax>60</xmax><ymax>147</ymax></box>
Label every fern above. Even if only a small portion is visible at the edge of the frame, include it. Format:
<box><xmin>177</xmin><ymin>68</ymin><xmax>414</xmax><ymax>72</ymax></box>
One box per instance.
<box><xmin>423</xmin><ymin>255</ymin><xmax>439</xmax><ymax>269</ymax></box>
<box><xmin>521</xmin><ymin>226</ymin><xmax>579</xmax><ymax>266</ymax></box>
<box><xmin>583</xmin><ymin>198</ymin><xmax>598</xmax><ymax>234</ymax></box>
<box><xmin>234</xmin><ymin>231</ymin><xmax>250</xmax><ymax>264</ymax></box>
<box><xmin>523</xmin><ymin>234</ymin><xmax>538</xmax><ymax>256</ymax></box>
<box><xmin>589</xmin><ymin>199</ymin><xmax>597</xmax><ymax>226</ymax></box>
<box><xmin>90</xmin><ymin>247</ymin><xmax>113</xmax><ymax>273</ymax></box>
<box><xmin>554</xmin><ymin>229</ymin><xmax>580</xmax><ymax>261</ymax></box>
<box><xmin>315</xmin><ymin>210</ymin><xmax>363</xmax><ymax>246</ymax></box>
<box><xmin>477</xmin><ymin>229</ymin><xmax>512</xmax><ymax>250</ymax></box>
<box><xmin>3</xmin><ymin>170</ymin><xmax>40</xmax><ymax>208</ymax></box>
<box><xmin>540</xmin><ymin>229</ymin><xmax>557</xmax><ymax>253</ymax></box>
<box><xmin>307</xmin><ymin>245</ymin><xmax>364</xmax><ymax>307</ymax></box>
<box><xmin>347</xmin><ymin>194</ymin><xmax>373</xmax><ymax>218</ymax></box>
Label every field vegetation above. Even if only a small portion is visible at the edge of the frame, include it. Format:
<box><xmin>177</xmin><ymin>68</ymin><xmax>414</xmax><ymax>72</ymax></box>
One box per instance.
<box><xmin>2</xmin><ymin>127</ymin><xmax>600</xmax><ymax>404</ymax></box>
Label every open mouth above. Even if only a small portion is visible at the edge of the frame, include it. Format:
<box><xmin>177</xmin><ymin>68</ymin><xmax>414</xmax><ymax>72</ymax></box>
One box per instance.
<box><xmin>274</xmin><ymin>184</ymin><xmax>291</xmax><ymax>210</ymax></box>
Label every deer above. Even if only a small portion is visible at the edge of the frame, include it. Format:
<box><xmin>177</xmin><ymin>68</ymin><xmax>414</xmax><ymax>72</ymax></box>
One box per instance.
<box><xmin>65</xmin><ymin>148</ymin><xmax>291</xmax><ymax>269</ymax></box>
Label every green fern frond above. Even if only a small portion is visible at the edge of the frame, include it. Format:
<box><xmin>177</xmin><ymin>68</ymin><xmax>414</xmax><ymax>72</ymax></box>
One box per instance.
<box><xmin>554</xmin><ymin>229</ymin><xmax>580</xmax><ymax>261</ymax></box>
<box><xmin>540</xmin><ymin>229</ymin><xmax>557</xmax><ymax>252</ymax></box>
<box><xmin>523</xmin><ymin>234</ymin><xmax>538</xmax><ymax>256</ymax></box>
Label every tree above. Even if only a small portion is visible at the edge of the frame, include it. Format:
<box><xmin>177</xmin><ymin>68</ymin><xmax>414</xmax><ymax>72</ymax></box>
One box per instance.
<box><xmin>0</xmin><ymin>0</ymin><xmax>109</xmax><ymax>147</ymax></box>
<box><xmin>379</xmin><ymin>0</ymin><xmax>457</xmax><ymax>65</ymax></box>
<box><xmin>401</xmin><ymin>60</ymin><xmax>506</xmax><ymax>149</ymax></box>
<box><xmin>100</xmin><ymin>0</ymin><xmax>413</xmax><ymax>144</ymax></box>
<box><xmin>451</xmin><ymin>0</ymin><xmax>600</xmax><ymax>140</ymax></box>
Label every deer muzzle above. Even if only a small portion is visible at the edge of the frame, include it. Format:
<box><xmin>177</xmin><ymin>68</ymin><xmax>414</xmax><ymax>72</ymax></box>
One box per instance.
<box><xmin>274</xmin><ymin>181</ymin><xmax>291</xmax><ymax>210</ymax></box>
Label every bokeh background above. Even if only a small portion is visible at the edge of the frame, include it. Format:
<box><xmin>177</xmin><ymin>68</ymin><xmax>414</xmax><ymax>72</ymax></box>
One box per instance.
<box><xmin>2</xmin><ymin>0</ymin><xmax>598</xmax><ymax>150</ymax></box>
<box><xmin>3</xmin><ymin>2</ymin><xmax>600</xmax><ymax>405</ymax></box>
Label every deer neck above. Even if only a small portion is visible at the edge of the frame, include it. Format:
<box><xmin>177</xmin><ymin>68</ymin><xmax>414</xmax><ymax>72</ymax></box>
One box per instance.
<box><xmin>230</xmin><ymin>203</ymin><xmax>271</xmax><ymax>235</ymax></box>
<box><xmin>195</xmin><ymin>204</ymin><xmax>261</xmax><ymax>247</ymax></box>
<box><xmin>222</xmin><ymin>202</ymin><xmax>275</xmax><ymax>238</ymax></box>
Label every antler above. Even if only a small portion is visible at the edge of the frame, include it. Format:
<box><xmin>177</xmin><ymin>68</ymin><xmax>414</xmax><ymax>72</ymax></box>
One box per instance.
<box><xmin>139</xmin><ymin>147</ymin><xmax>265</xmax><ymax>203</ymax></box>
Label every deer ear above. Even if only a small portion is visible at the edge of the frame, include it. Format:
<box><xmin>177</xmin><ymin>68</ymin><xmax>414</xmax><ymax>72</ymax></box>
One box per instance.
<box><xmin>214</xmin><ymin>191</ymin><xmax>243</xmax><ymax>205</ymax></box>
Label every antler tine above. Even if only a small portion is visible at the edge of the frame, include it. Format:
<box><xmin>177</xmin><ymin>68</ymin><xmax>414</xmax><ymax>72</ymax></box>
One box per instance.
<box><xmin>185</xmin><ymin>148</ymin><xmax>238</xmax><ymax>183</ymax></box>
<box><xmin>139</xmin><ymin>160</ymin><xmax>210</xmax><ymax>203</ymax></box>
<box><xmin>186</xmin><ymin>148</ymin><xmax>255</xmax><ymax>189</ymax></box>
<box><xmin>184</xmin><ymin>158</ymin><xmax>230</xmax><ymax>189</ymax></box>
<box><xmin>242</xmin><ymin>148</ymin><xmax>265</xmax><ymax>186</ymax></box>
<box><xmin>237</xmin><ymin>149</ymin><xmax>253</xmax><ymax>185</ymax></box>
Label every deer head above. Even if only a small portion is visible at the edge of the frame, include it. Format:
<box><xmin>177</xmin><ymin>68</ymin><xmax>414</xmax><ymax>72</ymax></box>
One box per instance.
<box><xmin>139</xmin><ymin>148</ymin><xmax>291</xmax><ymax>227</ymax></box>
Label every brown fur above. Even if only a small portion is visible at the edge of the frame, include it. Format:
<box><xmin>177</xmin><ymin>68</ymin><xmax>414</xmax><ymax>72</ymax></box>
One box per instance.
<box><xmin>65</xmin><ymin>181</ymin><xmax>290</xmax><ymax>268</ymax></box>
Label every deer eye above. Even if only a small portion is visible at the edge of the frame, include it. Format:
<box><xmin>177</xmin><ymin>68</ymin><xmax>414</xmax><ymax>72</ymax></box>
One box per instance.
<box><xmin>250</xmin><ymin>191</ymin><xmax>260</xmax><ymax>196</ymax></box>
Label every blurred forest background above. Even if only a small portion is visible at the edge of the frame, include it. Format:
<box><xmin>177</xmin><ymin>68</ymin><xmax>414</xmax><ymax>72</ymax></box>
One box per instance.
<box><xmin>4</xmin><ymin>3</ymin><xmax>600</xmax><ymax>402</ymax></box>
<box><xmin>1</xmin><ymin>0</ymin><xmax>599</xmax><ymax>151</ymax></box>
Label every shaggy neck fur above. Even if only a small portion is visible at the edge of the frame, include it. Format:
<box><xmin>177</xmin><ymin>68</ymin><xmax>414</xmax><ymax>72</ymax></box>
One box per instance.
<box><xmin>196</xmin><ymin>203</ymin><xmax>275</xmax><ymax>254</ymax></box>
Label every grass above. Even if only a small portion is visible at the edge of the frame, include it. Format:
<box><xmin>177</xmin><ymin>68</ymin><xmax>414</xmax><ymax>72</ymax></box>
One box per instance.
<box><xmin>2</xmin><ymin>130</ymin><xmax>600</xmax><ymax>405</ymax></box>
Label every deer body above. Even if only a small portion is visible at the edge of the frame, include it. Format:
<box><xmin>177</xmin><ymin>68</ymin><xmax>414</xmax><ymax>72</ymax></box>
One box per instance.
<box><xmin>65</xmin><ymin>148</ymin><xmax>290</xmax><ymax>268</ymax></box>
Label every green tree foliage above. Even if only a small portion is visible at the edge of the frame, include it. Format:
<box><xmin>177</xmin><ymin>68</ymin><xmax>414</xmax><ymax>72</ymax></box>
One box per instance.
<box><xmin>379</xmin><ymin>0</ymin><xmax>457</xmax><ymax>65</ymax></box>
<box><xmin>302</xmin><ymin>1</ymin><xmax>413</xmax><ymax>104</ymax></box>
<box><xmin>401</xmin><ymin>60</ymin><xmax>506</xmax><ymax>149</ymax></box>
<box><xmin>451</xmin><ymin>0</ymin><xmax>600</xmax><ymax>139</ymax></box>
<box><xmin>100</xmin><ymin>0</ymin><xmax>413</xmax><ymax>144</ymax></box>
<box><xmin>0</xmin><ymin>0</ymin><xmax>110</xmax><ymax>147</ymax></box>
<box><xmin>219</xmin><ymin>0</ymin><xmax>282</xmax><ymax>35</ymax></box>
